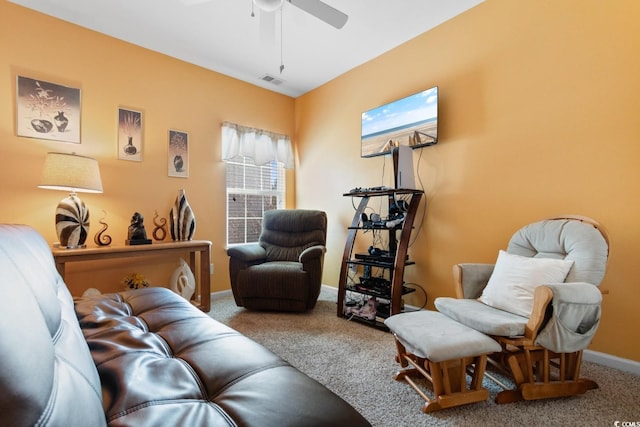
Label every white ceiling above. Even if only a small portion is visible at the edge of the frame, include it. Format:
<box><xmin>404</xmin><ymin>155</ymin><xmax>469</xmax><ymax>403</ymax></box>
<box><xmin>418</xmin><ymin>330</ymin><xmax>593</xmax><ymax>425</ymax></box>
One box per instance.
<box><xmin>9</xmin><ymin>0</ymin><xmax>483</xmax><ymax>98</ymax></box>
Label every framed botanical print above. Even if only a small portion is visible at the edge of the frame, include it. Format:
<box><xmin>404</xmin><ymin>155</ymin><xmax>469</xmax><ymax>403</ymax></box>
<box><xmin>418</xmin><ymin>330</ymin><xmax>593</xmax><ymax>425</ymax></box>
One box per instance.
<box><xmin>16</xmin><ymin>76</ymin><xmax>81</xmax><ymax>144</ymax></box>
<box><xmin>118</xmin><ymin>107</ymin><xmax>143</xmax><ymax>161</ymax></box>
<box><xmin>168</xmin><ymin>129</ymin><xmax>188</xmax><ymax>178</ymax></box>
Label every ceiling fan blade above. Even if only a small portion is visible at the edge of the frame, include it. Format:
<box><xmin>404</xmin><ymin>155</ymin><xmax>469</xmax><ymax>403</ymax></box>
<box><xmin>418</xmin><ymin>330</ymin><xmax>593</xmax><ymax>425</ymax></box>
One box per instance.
<box><xmin>288</xmin><ymin>0</ymin><xmax>348</xmax><ymax>29</ymax></box>
<box><xmin>258</xmin><ymin>9</ymin><xmax>277</xmax><ymax>43</ymax></box>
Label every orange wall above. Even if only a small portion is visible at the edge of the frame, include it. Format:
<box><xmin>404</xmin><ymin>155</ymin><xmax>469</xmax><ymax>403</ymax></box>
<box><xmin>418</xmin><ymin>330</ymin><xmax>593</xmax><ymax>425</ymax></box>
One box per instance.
<box><xmin>295</xmin><ymin>0</ymin><xmax>640</xmax><ymax>362</ymax></box>
<box><xmin>0</xmin><ymin>2</ymin><xmax>295</xmax><ymax>293</ymax></box>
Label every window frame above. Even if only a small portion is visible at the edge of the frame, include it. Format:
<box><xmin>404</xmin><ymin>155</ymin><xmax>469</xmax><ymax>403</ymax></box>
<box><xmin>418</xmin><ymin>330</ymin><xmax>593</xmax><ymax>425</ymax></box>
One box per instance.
<box><xmin>225</xmin><ymin>156</ymin><xmax>285</xmax><ymax>247</ymax></box>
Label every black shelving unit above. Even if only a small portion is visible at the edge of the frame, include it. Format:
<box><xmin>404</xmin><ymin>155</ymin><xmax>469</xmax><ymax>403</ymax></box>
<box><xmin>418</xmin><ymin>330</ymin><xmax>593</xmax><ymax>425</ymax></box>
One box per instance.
<box><xmin>337</xmin><ymin>188</ymin><xmax>423</xmax><ymax>329</ymax></box>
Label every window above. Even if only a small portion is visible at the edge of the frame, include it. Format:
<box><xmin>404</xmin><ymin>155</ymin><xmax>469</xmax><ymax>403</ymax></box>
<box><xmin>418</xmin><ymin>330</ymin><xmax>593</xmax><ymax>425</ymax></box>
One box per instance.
<box><xmin>221</xmin><ymin>121</ymin><xmax>292</xmax><ymax>246</ymax></box>
<box><xmin>226</xmin><ymin>156</ymin><xmax>285</xmax><ymax>245</ymax></box>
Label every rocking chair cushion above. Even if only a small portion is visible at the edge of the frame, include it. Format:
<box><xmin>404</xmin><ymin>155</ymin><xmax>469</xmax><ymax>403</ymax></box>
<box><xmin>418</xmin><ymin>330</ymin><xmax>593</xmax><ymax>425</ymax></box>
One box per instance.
<box><xmin>435</xmin><ymin>297</ymin><xmax>529</xmax><ymax>337</ymax></box>
<box><xmin>478</xmin><ymin>250</ymin><xmax>574</xmax><ymax>317</ymax></box>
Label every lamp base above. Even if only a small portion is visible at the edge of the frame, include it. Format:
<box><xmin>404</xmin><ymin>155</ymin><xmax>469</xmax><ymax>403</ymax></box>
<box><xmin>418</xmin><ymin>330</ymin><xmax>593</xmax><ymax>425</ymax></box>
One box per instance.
<box><xmin>56</xmin><ymin>243</ymin><xmax>87</xmax><ymax>250</ymax></box>
<box><xmin>55</xmin><ymin>193</ymin><xmax>90</xmax><ymax>249</ymax></box>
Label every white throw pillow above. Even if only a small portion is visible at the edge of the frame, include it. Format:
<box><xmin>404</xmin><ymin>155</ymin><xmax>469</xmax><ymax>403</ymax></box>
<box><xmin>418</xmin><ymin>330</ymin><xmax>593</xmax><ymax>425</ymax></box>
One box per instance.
<box><xmin>479</xmin><ymin>250</ymin><xmax>574</xmax><ymax>317</ymax></box>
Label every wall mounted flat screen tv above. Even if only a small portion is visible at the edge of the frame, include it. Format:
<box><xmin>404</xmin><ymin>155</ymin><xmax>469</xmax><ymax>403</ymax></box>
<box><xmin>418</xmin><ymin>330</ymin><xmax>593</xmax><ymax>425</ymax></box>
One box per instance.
<box><xmin>361</xmin><ymin>86</ymin><xmax>438</xmax><ymax>158</ymax></box>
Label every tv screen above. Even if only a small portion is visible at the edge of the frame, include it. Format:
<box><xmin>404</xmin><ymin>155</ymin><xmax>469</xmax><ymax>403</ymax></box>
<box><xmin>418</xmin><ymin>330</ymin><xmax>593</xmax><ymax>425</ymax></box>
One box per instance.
<box><xmin>361</xmin><ymin>86</ymin><xmax>438</xmax><ymax>158</ymax></box>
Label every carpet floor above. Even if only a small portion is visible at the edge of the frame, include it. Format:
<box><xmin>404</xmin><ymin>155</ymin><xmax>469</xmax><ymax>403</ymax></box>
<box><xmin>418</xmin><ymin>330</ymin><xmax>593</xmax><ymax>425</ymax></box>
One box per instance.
<box><xmin>208</xmin><ymin>287</ymin><xmax>639</xmax><ymax>426</ymax></box>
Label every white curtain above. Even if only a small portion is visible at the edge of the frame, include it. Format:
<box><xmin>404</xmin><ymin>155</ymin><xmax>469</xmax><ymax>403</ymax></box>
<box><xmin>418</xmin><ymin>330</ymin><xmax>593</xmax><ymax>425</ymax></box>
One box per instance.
<box><xmin>221</xmin><ymin>121</ymin><xmax>294</xmax><ymax>169</ymax></box>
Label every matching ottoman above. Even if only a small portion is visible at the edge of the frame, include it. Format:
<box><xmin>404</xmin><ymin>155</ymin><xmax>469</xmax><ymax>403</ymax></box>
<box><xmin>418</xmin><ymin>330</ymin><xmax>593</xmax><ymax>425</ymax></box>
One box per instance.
<box><xmin>385</xmin><ymin>310</ymin><xmax>502</xmax><ymax>413</ymax></box>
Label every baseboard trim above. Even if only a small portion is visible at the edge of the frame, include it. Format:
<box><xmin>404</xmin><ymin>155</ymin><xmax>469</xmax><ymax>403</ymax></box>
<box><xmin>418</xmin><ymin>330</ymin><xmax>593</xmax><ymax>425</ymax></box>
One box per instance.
<box><xmin>211</xmin><ymin>289</ymin><xmax>232</xmax><ymax>301</ymax></box>
<box><xmin>321</xmin><ymin>284</ymin><xmax>338</xmax><ymax>294</ymax></box>
<box><xmin>584</xmin><ymin>349</ymin><xmax>640</xmax><ymax>375</ymax></box>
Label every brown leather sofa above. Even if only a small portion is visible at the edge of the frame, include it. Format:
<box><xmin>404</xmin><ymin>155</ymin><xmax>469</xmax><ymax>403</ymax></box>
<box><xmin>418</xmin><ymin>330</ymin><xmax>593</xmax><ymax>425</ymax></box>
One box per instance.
<box><xmin>0</xmin><ymin>224</ymin><xmax>370</xmax><ymax>427</ymax></box>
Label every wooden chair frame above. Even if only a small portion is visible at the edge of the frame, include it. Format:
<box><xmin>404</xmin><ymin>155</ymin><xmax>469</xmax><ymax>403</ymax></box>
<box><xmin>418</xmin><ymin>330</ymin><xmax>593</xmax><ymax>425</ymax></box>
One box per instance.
<box><xmin>391</xmin><ymin>339</ymin><xmax>491</xmax><ymax>413</ymax></box>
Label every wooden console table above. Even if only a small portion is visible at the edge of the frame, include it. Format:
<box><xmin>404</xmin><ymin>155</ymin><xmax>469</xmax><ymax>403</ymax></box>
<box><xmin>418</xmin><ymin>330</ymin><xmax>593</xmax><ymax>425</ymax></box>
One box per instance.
<box><xmin>52</xmin><ymin>240</ymin><xmax>212</xmax><ymax>312</ymax></box>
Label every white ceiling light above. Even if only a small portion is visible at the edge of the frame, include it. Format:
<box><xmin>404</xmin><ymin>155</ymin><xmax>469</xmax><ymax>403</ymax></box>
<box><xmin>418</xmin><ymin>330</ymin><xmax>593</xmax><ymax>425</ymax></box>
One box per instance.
<box><xmin>254</xmin><ymin>0</ymin><xmax>283</xmax><ymax>12</ymax></box>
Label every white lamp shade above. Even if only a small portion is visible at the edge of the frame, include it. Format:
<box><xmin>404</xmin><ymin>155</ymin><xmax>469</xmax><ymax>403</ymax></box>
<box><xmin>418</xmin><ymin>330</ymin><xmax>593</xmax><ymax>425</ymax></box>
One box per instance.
<box><xmin>254</xmin><ymin>0</ymin><xmax>283</xmax><ymax>12</ymax></box>
<box><xmin>38</xmin><ymin>152</ymin><xmax>103</xmax><ymax>193</ymax></box>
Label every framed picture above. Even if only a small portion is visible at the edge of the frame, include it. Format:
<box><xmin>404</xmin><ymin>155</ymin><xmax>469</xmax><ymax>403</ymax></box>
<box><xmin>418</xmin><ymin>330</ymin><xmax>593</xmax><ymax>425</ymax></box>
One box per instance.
<box><xmin>168</xmin><ymin>129</ymin><xmax>188</xmax><ymax>178</ymax></box>
<box><xmin>16</xmin><ymin>76</ymin><xmax>81</xmax><ymax>144</ymax></box>
<box><xmin>118</xmin><ymin>107</ymin><xmax>143</xmax><ymax>161</ymax></box>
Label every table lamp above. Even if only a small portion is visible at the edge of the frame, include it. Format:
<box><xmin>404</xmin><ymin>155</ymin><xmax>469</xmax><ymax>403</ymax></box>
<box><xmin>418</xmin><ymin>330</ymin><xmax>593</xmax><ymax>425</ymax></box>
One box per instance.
<box><xmin>38</xmin><ymin>152</ymin><xmax>103</xmax><ymax>249</ymax></box>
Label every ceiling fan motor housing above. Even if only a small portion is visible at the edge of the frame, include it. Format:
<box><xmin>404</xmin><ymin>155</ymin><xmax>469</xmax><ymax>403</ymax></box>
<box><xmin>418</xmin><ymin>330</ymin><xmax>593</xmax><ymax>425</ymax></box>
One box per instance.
<box><xmin>254</xmin><ymin>0</ymin><xmax>283</xmax><ymax>12</ymax></box>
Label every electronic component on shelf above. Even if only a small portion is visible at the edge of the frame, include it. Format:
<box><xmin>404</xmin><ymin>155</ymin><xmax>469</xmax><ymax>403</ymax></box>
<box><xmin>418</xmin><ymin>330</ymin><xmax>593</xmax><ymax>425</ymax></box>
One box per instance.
<box><xmin>360</xmin><ymin>212</ymin><xmax>385</xmax><ymax>228</ymax></box>
<box><xmin>348</xmin><ymin>186</ymin><xmax>392</xmax><ymax>194</ymax></box>
<box><xmin>385</xmin><ymin>214</ymin><xmax>405</xmax><ymax>228</ymax></box>
<box><xmin>347</xmin><ymin>281</ymin><xmax>414</xmax><ymax>300</ymax></box>
<box><xmin>361</xmin><ymin>211</ymin><xmax>406</xmax><ymax>229</ymax></box>
<box><xmin>354</xmin><ymin>251</ymin><xmax>408</xmax><ymax>264</ymax></box>
<box><xmin>357</xmin><ymin>276</ymin><xmax>390</xmax><ymax>291</ymax></box>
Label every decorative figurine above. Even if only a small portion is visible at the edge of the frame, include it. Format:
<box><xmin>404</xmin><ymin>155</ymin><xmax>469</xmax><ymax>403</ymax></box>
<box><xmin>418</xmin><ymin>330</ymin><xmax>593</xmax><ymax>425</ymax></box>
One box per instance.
<box><xmin>93</xmin><ymin>210</ymin><xmax>112</xmax><ymax>246</ymax></box>
<box><xmin>152</xmin><ymin>210</ymin><xmax>168</xmax><ymax>241</ymax></box>
<box><xmin>169</xmin><ymin>258</ymin><xmax>195</xmax><ymax>301</ymax></box>
<box><xmin>125</xmin><ymin>212</ymin><xmax>152</xmax><ymax>245</ymax></box>
<box><xmin>170</xmin><ymin>189</ymin><xmax>196</xmax><ymax>241</ymax></box>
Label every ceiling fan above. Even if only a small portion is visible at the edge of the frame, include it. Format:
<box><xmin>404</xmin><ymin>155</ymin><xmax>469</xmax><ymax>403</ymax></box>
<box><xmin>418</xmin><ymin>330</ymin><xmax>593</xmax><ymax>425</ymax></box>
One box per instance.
<box><xmin>279</xmin><ymin>0</ymin><xmax>348</xmax><ymax>29</ymax></box>
<box><xmin>183</xmin><ymin>0</ymin><xmax>348</xmax><ymax>29</ymax></box>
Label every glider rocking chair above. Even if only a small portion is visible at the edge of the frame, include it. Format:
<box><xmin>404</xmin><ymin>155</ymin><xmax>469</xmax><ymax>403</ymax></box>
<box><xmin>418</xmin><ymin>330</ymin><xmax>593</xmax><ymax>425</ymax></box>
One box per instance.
<box><xmin>435</xmin><ymin>215</ymin><xmax>609</xmax><ymax>404</ymax></box>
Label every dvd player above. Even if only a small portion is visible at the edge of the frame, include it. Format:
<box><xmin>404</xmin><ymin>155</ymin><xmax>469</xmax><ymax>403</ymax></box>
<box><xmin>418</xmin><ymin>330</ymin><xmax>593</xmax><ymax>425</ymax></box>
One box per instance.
<box><xmin>354</xmin><ymin>253</ymin><xmax>408</xmax><ymax>263</ymax></box>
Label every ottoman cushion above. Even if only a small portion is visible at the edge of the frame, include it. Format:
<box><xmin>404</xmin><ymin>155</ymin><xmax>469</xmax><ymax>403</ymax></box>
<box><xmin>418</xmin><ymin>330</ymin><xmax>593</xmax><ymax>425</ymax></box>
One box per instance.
<box><xmin>385</xmin><ymin>311</ymin><xmax>501</xmax><ymax>362</ymax></box>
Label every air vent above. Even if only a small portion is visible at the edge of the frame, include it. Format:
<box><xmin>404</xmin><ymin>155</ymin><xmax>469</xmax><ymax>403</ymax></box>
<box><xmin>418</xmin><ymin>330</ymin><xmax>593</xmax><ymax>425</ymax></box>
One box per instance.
<box><xmin>260</xmin><ymin>74</ymin><xmax>285</xmax><ymax>86</ymax></box>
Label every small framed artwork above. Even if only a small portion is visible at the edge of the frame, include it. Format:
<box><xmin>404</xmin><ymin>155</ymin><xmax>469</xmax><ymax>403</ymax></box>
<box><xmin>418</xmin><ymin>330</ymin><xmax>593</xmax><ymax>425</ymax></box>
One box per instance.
<box><xmin>16</xmin><ymin>76</ymin><xmax>81</xmax><ymax>144</ymax></box>
<box><xmin>117</xmin><ymin>107</ymin><xmax>143</xmax><ymax>161</ymax></box>
<box><xmin>168</xmin><ymin>129</ymin><xmax>188</xmax><ymax>178</ymax></box>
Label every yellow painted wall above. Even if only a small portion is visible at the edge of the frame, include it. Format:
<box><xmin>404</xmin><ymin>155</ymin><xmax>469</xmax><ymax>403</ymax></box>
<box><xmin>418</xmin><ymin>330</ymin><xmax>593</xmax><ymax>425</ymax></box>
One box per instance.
<box><xmin>0</xmin><ymin>2</ymin><xmax>295</xmax><ymax>294</ymax></box>
<box><xmin>295</xmin><ymin>0</ymin><xmax>640</xmax><ymax>362</ymax></box>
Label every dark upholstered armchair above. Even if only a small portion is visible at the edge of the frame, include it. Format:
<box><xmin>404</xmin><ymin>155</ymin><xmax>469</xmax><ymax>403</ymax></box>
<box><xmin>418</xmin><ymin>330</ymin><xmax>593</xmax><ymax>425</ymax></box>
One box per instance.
<box><xmin>227</xmin><ymin>209</ymin><xmax>327</xmax><ymax>312</ymax></box>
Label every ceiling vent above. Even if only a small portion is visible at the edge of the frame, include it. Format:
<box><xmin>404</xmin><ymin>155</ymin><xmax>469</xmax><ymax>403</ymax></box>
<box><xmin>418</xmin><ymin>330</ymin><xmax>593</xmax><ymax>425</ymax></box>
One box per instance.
<box><xmin>260</xmin><ymin>74</ymin><xmax>284</xmax><ymax>86</ymax></box>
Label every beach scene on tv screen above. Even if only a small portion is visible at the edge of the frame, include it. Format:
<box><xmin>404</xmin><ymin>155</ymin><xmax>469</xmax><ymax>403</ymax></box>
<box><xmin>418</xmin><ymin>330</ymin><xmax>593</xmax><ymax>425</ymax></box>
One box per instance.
<box><xmin>361</xmin><ymin>87</ymin><xmax>438</xmax><ymax>157</ymax></box>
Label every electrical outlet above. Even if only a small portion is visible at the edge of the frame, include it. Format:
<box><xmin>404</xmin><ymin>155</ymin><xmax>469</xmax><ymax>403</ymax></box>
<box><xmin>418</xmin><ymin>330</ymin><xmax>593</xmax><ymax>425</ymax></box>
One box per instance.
<box><xmin>210</xmin><ymin>263</ymin><xmax>214</xmax><ymax>274</ymax></box>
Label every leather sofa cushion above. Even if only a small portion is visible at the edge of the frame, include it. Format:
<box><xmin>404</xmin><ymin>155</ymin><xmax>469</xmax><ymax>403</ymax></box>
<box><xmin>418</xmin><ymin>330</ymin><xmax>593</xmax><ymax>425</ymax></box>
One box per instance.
<box><xmin>75</xmin><ymin>287</ymin><xmax>371</xmax><ymax>427</ymax></box>
<box><xmin>0</xmin><ymin>224</ymin><xmax>106</xmax><ymax>427</ymax></box>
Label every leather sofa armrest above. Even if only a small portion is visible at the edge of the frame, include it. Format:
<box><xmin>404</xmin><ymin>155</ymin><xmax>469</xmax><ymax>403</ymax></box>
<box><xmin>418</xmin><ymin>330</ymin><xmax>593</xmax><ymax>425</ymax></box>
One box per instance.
<box><xmin>452</xmin><ymin>263</ymin><xmax>494</xmax><ymax>299</ymax></box>
<box><xmin>227</xmin><ymin>244</ymin><xmax>267</xmax><ymax>263</ymax></box>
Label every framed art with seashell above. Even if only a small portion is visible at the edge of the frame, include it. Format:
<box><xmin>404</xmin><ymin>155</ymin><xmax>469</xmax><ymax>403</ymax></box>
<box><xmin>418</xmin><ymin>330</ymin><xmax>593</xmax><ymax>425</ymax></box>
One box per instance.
<box><xmin>117</xmin><ymin>107</ymin><xmax>143</xmax><ymax>161</ymax></box>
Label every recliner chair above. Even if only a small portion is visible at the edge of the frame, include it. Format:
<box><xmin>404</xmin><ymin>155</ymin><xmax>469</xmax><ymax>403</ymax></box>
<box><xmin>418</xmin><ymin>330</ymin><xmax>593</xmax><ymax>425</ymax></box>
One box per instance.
<box><xmin>227</xmin><ymin>209</ymin><xmax>327</xmax><ymax>312</ymax></box>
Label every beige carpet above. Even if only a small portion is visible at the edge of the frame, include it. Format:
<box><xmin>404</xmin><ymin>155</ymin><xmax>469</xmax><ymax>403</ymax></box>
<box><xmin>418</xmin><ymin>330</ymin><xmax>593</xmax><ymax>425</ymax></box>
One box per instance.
<box><xmin>209</xmin><ymin>287</ymin><xmax>639</xmax><ymax>427</ymax></box>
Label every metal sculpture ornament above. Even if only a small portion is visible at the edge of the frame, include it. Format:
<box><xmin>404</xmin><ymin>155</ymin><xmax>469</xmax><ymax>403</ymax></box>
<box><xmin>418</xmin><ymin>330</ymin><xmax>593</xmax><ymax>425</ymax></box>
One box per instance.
<box><xmin>93</xmin><ymin>210</ymin><xmax>112</xmax><ymax>246</ymax></box>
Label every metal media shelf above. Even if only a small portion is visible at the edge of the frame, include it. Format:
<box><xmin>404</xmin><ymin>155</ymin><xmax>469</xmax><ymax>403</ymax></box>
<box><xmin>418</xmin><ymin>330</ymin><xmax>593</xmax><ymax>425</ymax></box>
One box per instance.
<box><xmin>337</xmin><ymin>188</ymin><xmax>424</xmax><ymax>325</ymax></box>
<box><xmin>345</xmin><ymin>284</ymin><xmax>416</xmax><ymax>300</ymax></box>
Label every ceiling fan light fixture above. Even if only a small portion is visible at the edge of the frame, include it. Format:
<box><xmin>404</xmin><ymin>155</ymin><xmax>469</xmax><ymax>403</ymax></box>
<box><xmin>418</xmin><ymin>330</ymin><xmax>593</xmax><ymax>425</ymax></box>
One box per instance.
<box><xmin>253</xmin><ymin>0</ymin><xmax>283</xmax><ymax>12</ymax></box>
